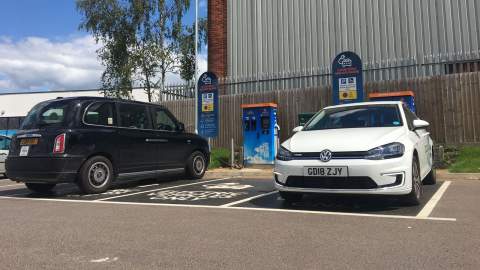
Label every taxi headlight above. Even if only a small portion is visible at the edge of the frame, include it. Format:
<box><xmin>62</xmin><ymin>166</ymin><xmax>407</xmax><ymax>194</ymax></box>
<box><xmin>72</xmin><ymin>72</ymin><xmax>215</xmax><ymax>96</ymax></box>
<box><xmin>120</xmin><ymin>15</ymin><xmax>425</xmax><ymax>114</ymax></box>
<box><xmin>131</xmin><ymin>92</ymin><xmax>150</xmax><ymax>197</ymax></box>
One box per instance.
<box><xmin>277</xmin><ymin>146</ymin><xmax>293</xmax><ymax>161</ymax></box>
<box><xmin>365</xmin><ymin>142</ymin><xmax>405</xmax><ymax>160</ymax></box>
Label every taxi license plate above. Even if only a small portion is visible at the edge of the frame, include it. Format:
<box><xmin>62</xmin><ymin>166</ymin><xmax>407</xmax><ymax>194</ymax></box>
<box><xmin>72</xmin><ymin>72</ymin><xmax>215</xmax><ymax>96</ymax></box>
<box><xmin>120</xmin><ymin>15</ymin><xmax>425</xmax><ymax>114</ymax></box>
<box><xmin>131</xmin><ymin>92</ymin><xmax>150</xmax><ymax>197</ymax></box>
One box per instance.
<box><xmin>19</xmin><ymin>146</ymin><xmax>30</xmax><ymax>157</ymax></box>
<box><xmin>20</xmin><ymin>138</ymin><xmax>38</xmax><ymax>146</ymax></box>
<box><xmin>304</xmin><ymin>166</ymin><xmax>348</xmax><ymax>177</ymax></box>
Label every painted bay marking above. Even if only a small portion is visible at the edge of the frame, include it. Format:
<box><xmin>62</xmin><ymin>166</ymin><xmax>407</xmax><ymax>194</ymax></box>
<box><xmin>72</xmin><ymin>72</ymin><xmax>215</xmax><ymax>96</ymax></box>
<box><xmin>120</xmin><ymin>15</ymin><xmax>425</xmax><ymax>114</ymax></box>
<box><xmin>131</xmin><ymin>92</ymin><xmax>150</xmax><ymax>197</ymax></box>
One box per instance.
<box><xmin>417</xmin><ymin>181</ymin><xmax>452</xmax><ymax>218</ymax></box>
<box><xmin>221</xmin><ymin>191</ymin><xmax>278</xmax><ymax>207</ymax></box>
<box><xmin>95</xmin><ymin>177</ymin><xmax>235</xmax><ymax>201</ymax></box>
<box><xmin>203</xmin><ymin>182</ymin><xmax>253</xmax><ymax>190</ymax></box>
<box><xmin>0</xmin><ymin>195</ymin><xmax>456</xmax><ymax>222</ymax></box>
<box><xmin>148</xmin><ymin>190</ymin><xmax>247</xmax><ymax>201</ymax></box>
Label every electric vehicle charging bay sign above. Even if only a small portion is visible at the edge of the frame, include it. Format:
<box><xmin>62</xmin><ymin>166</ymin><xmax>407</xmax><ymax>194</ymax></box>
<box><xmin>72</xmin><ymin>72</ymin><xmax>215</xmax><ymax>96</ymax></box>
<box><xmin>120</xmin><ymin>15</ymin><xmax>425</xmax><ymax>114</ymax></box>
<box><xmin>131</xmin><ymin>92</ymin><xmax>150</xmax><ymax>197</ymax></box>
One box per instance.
<box><xmin>197</xmin><ymin>72</ymin><xmax>219</xmax><ymax>138</ymax></box>
<box><xmin>332</xmin><ymin>51</ymin><xmax>364</xmax><ymax>105</ymax></box>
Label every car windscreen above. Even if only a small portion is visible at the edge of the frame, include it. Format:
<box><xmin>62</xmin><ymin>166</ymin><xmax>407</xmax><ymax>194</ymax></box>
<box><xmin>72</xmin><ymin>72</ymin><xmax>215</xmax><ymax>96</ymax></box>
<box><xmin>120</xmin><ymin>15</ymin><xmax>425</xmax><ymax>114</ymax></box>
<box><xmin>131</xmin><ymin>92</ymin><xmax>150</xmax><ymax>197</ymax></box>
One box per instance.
<box><xmin>0</xmin><ymin>136</ymin><xmax>10</xmax><ymax>151</ymax></box>
<box><xmin>20</xmin><ymin>100</ymin><xmax>71</xmax><ymax>129</ymax></box>
<box><xmin>303</xmin><ymin>105</ymin><xmax>403</xmax><ymax>131</ymax></box>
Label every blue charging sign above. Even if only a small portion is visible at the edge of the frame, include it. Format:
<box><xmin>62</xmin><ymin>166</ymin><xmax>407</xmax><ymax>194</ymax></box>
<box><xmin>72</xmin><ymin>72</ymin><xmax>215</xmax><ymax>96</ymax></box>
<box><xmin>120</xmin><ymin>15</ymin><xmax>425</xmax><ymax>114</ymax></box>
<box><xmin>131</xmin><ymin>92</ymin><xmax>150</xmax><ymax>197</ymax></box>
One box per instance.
<box><xmin>332</xmin><ymin>51</ymin><xmax>364</xmax><ymax>105</ymax></box>
<box><xmin>197</xmin><ymin>72</ymin><xmax>219</xmax><ymax>138</ymax></box>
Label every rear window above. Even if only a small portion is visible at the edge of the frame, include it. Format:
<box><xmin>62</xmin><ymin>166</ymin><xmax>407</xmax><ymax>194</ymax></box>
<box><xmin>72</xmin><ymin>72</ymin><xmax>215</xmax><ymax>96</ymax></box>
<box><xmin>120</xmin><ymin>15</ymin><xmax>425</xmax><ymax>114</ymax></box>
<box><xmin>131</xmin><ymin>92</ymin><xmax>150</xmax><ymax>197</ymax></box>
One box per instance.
<box><xmin>118</xmin><ymin>103</ymin><xmax>151</xmax><ymax>129</ymax></box>
<box><xmin>21</xmin><ymin>100</ymin><xmax>71</xmax><ymax>129</ymax></box>
<box><xmin>84</xmin><ymin>102</ymin><xmax>116</xmax><ymax>126</ymax></box>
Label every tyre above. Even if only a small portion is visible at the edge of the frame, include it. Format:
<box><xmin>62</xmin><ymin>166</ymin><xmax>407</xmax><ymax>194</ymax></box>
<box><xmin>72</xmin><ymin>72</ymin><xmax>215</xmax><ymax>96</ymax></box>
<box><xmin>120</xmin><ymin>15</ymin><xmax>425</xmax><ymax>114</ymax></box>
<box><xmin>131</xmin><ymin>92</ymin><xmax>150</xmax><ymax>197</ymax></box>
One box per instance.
<box><xmin>25</xmin><ymin>183</ymin><xmax>56</xmax><ymax>194</ymax></box>
<box><xmin>423</xmin><ymin>167</ymin><xmax>437</xmax><ymax>185</ymax></box>
<box><xmin>403</xmin><ymin>155</ymin><xmax>423</xmax><ymax>206</ymax></box>
<box><xmin>78</xmin><ymin>156</ymin><xmax>113</xmax><ymax>194</ymax></box>
<box><xmin>279</xmin><ymin>191</ymin><xmax>303</xmax><ymax>204</ymax></box>
<box><xmin>186</xmin><ymin>151</ymin><xmax>207</xmax><ymax>179</ymax></box>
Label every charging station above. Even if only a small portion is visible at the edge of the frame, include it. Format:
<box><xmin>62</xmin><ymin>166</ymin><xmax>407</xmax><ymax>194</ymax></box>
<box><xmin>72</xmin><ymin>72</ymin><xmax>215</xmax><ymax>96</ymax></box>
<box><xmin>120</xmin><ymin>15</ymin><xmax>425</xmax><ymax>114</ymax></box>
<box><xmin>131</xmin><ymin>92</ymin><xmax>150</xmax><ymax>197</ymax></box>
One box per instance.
<box><xmin>241</xmin><ymin>103</ymin><xmax>278</xmax><ymax>166</ymax></box>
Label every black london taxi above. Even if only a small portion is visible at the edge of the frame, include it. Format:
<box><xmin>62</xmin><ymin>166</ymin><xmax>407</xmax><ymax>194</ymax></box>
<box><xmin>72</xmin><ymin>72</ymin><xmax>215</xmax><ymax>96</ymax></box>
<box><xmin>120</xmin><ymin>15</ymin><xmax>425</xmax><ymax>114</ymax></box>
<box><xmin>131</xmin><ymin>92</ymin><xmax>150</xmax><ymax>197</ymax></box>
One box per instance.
<box><xmin>6</xmin><ymin>97</ymin><xmax>210</xmax><ymax>194</ymax></box>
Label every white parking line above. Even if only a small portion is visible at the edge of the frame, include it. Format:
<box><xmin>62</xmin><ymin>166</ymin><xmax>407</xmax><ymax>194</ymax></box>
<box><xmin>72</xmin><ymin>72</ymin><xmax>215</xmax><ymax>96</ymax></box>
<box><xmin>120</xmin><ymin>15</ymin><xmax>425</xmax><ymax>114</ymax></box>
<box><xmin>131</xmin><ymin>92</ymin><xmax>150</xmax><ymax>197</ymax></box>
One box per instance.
<box><xmin>95</xmin><ymin>177</ymin><xmax>235</xmax><ymax>201</ymax></box>
<box><xmin>0</xmin><ymin>183</ymin><xmax>26</xmax><ymax>188</ymax></box>
<box><xmin>0</xmin><ymin>195</ymin><xmax>456</xmax><ymax>222</ymax></box>
<box><xmin>417</xmin><ymin>181</ymin><xmax>452</xmax><ymax>218</ymax></box>
<box><xmin>221</xmin><ymin>191</ymin><xmax>278</xmax><ymax>207</ymax></box>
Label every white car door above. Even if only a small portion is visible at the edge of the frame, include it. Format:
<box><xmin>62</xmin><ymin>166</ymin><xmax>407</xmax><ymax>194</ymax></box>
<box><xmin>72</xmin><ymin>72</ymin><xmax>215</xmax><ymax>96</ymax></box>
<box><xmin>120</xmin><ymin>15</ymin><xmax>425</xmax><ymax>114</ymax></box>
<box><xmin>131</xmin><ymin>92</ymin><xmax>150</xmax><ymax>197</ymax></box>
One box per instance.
<box><xmin>403</xmin><ymin>106</ymin><xmax>432</xmax><ymax>178</ymax></box>
<box><xmin>0</xmin><ymin>136</ymin><xmax>10</xmax><ymax>174</ymax></box>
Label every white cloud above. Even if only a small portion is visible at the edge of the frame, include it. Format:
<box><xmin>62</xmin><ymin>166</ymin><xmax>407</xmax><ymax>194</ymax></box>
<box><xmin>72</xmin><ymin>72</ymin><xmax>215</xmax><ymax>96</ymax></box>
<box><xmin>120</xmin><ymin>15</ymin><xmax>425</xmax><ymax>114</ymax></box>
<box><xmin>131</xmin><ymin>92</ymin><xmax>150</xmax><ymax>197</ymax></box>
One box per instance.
<box><xmin>0</xmin><ymin>36</ymin><xmax>103</xmax><ymax>92</ymax></box>
<box><xmin>0</xmin><ymin>35</ymin><xmax>208</xmax><ymax>93</ymax></box>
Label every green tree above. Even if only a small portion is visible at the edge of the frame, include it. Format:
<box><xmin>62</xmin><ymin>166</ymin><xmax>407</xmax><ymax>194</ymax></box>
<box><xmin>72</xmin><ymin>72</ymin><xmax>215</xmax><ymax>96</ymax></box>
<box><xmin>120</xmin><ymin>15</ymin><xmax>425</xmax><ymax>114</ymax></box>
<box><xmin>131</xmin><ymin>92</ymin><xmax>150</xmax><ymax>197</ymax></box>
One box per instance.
<box><xmin>178</xmin><ymin>18</ymin><xmax>207</xmax><ymax>82</ymax></box>
<box><xmin>77</xmin><ymin>0</ymin><xmax>191</xmax><ymax>100</ymax></box>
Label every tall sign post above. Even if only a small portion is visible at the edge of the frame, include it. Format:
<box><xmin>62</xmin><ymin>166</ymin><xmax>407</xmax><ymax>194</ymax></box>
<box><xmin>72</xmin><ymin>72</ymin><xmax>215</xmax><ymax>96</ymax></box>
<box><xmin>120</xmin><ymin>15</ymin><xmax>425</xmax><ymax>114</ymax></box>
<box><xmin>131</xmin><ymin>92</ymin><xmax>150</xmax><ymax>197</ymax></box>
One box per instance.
<box><xmin>332</xmin><ymin>51</ymin><xmax>364</xmax><ymax>105</ymax></box>
<box><xmin>197</xmin><ymin>72</ymin><xmax>219</xmax><ymax>138</ymax></box>
<box><xmin>194</xmin><ymin>0</ymin><xmax>199</xmax><ymax>134</ymax></box>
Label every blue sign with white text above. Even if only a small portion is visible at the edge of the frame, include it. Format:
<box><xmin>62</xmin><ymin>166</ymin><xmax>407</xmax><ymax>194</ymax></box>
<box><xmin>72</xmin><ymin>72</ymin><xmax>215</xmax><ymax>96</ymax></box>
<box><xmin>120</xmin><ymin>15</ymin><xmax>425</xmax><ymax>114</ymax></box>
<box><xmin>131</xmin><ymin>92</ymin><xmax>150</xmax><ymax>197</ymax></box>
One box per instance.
<box><xmin>332</xmin><ymin>51</ymin><xmax>364</xmax><ymax>105</ymax></box>
<box><xmin>197</xmin><ymin>72</ymin><xmax>219</xmax><ymax>138</ymax></box>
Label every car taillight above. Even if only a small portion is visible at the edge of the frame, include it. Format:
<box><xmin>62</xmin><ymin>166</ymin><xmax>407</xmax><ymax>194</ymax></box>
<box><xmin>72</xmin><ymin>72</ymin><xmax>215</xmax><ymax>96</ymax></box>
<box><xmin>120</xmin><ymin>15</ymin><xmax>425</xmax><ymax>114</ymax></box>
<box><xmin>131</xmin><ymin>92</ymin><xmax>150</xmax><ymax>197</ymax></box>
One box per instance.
<box><xmin>53</xmin><ymin>133</ymin><xmax>66</xmax><ymax>154</ymax></box>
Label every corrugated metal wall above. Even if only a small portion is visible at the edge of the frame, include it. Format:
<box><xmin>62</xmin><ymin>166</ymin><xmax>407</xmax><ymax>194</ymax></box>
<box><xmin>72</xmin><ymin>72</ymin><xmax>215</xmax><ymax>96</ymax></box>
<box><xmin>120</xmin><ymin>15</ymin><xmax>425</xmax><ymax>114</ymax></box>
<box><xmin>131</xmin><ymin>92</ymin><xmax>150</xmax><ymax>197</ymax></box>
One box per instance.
<box><xmin>226</xmin><ymin>0</ymin><xmax>480</xmax><ymax>93</ymax></box>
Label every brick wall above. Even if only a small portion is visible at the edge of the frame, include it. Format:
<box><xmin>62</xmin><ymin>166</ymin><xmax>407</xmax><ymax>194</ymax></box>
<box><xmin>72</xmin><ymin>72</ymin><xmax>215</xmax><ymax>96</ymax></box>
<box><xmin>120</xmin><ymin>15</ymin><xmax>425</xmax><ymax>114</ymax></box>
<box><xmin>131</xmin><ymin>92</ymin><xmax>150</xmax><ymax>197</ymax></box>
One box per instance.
<box><xmin>208</xmin><ymin>0</ymin><xmax>227</xmax><ymax>78</ymax></box>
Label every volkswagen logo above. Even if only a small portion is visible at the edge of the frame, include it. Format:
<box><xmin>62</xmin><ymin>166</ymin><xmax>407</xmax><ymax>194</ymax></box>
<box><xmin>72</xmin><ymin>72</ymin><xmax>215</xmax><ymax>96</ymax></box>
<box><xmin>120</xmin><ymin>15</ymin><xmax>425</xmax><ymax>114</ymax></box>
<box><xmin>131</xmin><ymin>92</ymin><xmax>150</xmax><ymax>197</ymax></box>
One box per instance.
<box><xmin>319</xmin><ymin>150</ymin><xmax>332</xmax><ymax>162</ymax></box>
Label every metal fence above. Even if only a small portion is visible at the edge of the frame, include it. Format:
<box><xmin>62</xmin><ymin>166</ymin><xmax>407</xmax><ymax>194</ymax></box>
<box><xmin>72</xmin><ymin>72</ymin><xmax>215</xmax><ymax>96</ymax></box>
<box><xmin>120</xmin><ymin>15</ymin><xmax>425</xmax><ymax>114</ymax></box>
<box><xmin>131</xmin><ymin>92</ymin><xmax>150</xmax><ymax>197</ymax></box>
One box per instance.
<box><xmin>161</xmin><ymin>71</ymin><xmax>480</xmax><ymax>148</ymax></box>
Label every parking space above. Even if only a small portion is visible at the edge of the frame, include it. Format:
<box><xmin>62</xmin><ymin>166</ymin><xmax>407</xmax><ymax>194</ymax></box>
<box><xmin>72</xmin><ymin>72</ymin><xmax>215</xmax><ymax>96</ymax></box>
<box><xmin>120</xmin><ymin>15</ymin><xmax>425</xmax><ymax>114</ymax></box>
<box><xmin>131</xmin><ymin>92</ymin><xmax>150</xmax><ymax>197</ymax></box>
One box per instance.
<box><xmin>0</xmin><ymin>176</ymin><xmax>454</xmax><ymax>220</ymax></box>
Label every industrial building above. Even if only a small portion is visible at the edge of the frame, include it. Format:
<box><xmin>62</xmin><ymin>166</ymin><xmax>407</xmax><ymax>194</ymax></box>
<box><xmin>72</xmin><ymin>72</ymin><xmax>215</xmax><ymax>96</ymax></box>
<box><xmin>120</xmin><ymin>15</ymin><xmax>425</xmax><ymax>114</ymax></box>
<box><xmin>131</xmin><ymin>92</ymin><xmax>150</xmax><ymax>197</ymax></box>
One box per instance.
<box><xmin>208</xmin><ymin>0</ymin><xmax>480</xmax><ymax>92</ymax></box>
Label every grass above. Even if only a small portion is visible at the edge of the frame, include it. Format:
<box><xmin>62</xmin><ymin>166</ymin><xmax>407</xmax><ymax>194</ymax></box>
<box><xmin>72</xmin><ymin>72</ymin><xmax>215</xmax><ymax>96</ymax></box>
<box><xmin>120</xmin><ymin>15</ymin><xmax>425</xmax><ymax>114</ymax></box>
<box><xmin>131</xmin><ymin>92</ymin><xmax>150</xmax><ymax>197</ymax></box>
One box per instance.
<box><xmin>449</xmin><ymin>146</ymin><xmax>480</xmax><ymax>173</ymax></box>
<box><xmin>208</xmin><ymin>148</ymin><xmax>231</xmax><ymax>169</ymax></box>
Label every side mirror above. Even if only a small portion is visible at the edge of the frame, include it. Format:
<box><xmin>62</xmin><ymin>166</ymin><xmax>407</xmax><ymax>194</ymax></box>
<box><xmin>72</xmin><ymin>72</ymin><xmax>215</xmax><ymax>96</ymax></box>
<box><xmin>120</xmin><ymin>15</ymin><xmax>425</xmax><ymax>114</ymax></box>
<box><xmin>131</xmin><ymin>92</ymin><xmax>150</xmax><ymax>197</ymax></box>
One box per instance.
<box><xmin>413</xmin><ymin>119</ymin><xmax>429</xmax><ymax>130</ymax></box>
<box><xmin>177</xmin><ymin>122</ymin><xmax>185</xmax><ymax>132</ymax></box>
<box><xmin>292</xmin><ymin>126</ymin><xmax>303</xmax><ymax>133</ymax></box>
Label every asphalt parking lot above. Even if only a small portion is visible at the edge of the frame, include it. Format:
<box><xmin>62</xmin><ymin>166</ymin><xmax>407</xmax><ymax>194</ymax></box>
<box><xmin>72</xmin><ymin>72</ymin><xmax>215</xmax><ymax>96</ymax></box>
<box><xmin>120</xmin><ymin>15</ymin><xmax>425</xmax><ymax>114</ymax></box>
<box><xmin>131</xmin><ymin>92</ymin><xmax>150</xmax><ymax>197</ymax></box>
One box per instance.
<box><xmin>0</xmin><ymin>175</ymin><xmax>479</xmax><ymax>269</ymax></box>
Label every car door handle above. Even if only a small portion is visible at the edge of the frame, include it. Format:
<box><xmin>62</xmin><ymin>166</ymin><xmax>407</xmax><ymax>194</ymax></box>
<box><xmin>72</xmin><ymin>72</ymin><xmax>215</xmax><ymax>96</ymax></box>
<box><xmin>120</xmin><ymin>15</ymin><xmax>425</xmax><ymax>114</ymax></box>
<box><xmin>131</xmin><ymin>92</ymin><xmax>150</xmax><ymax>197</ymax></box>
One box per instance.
<box><xmin>145</xmin><ymin>138</ymin><xmax>168</xmax><ymax>143</ymax></box>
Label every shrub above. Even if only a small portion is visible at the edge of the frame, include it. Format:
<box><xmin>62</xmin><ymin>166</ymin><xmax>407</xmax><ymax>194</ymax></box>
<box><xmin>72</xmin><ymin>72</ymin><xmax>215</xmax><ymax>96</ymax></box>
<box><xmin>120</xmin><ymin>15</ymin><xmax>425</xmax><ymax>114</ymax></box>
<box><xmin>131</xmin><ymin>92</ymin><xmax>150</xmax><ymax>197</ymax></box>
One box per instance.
<box><xmin>208</xmin><ymin>148</ymin><xmax>231</xmax><ymax>169</ymax></box>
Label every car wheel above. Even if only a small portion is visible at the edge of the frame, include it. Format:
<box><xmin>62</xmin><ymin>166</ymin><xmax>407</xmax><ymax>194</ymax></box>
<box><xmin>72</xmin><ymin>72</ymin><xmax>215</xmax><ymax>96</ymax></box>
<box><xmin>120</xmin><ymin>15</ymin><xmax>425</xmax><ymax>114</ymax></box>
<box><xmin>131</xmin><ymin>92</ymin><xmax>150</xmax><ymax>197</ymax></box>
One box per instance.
<box><xmin>423</xmin><ymin>167</ymin><xmax>437</xmax><ymax>185</ymax></box>
<box><xmin>403</xmin><ymin>156</ymin><xmax>423</xmax><ymax>206</ymax></box>
<box><xmin>186</xmin><ymin>151</ymin><xmax>207</xmax><ymax>179</ymax></box>
<box><xmin>25</xmin><ymin>183</ymin><xmax>56</xmax><ymax>194</ymax></box>
<box><xmin>279</xmin><ymin>191</ymin><xmax>303</xmax><ymax>204</ymax></box>
<box><xmin>78</xmin><ymin>156</ymin><xmax>113</xmax><ymax>194</ymax></box>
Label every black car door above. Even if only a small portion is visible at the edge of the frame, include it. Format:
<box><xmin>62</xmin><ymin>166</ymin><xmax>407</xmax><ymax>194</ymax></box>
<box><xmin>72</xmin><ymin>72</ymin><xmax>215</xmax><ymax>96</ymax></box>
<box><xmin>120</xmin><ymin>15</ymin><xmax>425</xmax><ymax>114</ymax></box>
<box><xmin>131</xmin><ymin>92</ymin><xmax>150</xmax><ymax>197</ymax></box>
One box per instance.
<box><xmin>150</xmin><ymin>106</ymin><xmax>191</xmax><ymax>169</ymax></box>
<box><xmin>116</xmin><ymin>102</ymin><xmax>160</xmax><ymax>174</ymax></box>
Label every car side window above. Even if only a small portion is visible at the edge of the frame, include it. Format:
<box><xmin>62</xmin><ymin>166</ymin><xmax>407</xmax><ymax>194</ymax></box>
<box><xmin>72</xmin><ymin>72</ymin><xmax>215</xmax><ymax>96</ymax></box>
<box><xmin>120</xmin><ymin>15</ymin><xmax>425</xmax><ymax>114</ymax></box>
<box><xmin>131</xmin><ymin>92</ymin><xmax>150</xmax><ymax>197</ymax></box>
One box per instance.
<box><xmin>118</xmin><ymin>103</ymin><xmax>152</xmax><ymax>130</ymax></box>
<box><xmin>151</xmin><ymin>107</ymin><xmax>177</xmax><ymax>131</ymax></box>
<box><xmin>403</xmin><ymin>105</ymin><xmax>418</xmax><ymax>130</ymax></box>
<box><xmin>84</xmin><ymin>102</ymin><xmax>116</xmax><ymax>126</ymax></box>
<box><xmin>0</xmin><ymin>137</ymin><xmax>10</xmax><ymax>151</ymax></box>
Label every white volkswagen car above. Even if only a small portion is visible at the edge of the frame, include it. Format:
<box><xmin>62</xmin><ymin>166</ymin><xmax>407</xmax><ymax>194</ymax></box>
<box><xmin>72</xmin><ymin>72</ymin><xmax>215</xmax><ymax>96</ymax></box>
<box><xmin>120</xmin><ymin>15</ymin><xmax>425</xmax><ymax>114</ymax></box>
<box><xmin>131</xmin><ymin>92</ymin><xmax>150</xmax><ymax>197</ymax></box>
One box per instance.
<box><xmin>274</xmin><ymin>101</ymin><xmax>436</xmax><ymax>205</ymax></box>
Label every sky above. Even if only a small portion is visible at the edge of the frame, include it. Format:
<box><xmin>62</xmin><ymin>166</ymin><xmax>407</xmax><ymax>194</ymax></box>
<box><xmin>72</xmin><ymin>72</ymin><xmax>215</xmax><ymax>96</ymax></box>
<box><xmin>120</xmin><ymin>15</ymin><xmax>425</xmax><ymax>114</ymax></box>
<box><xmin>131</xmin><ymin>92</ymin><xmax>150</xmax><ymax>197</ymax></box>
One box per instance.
<box><xmin>0</xmin><ymin>0</ymin><xmax>207</xmax><ymax>93</ymax></box>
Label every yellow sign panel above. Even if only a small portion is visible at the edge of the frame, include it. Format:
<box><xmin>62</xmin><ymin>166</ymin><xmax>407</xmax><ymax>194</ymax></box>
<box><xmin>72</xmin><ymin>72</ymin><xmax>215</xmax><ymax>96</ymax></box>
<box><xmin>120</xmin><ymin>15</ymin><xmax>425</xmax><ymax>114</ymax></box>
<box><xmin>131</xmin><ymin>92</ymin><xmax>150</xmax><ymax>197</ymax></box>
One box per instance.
<box><xmin>201</xmin><ymin>93</ymin><xmax>215</xmax><ymax>112</ymax></box>
<box><xmin>339</xmin><ymin>89</ymin><xmax>358</xmax><ymax>100</ymax></box>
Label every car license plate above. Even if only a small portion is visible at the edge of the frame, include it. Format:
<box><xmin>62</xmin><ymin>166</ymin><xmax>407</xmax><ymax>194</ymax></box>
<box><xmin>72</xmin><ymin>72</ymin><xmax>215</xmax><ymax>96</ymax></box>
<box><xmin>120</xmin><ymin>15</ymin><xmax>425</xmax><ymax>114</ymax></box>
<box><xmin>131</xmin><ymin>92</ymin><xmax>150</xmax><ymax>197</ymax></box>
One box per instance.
<box><xmin>20</xmin><ymin>138</ymin><xmax>38</xmax><ymax>146</ymax></box>
<box><xmin>304</xmin><ymin>166</ymin><xmax>348</xmax><ymax>177</ymax></box>
<box><xmin>19</xmin><ymin>146</ymin><xmax>30</xmax><ymax>157</ymax></box>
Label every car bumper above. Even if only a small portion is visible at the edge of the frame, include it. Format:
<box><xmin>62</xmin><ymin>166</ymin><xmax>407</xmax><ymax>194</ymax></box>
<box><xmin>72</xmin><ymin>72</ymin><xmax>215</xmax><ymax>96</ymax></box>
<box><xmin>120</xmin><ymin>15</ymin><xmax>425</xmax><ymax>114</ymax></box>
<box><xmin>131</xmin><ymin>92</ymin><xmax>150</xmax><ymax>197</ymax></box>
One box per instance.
<box><xmin>274</xmin><ymin>156</ymin><xmax>413</xmax><ymax>195</ymax></box>
<box><xmin>6</xmin><ymin>156</ymin><xmax>84</xmax><ymax>183</ymax></box>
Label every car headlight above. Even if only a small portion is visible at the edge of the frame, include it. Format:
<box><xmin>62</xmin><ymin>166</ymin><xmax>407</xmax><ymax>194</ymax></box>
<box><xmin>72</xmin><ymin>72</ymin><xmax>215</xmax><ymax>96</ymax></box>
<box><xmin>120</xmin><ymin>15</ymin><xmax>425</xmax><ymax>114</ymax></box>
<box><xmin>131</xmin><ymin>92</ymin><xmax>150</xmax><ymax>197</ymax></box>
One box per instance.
<box><xmin>365</xmin><ymin>142</ymin><xmax>405</xmax><ymax>160</ymax></box>
<box><xmin>277</xmin><ymin>146</ymin><xmax>293</xmax><ymax>161</ymax></box>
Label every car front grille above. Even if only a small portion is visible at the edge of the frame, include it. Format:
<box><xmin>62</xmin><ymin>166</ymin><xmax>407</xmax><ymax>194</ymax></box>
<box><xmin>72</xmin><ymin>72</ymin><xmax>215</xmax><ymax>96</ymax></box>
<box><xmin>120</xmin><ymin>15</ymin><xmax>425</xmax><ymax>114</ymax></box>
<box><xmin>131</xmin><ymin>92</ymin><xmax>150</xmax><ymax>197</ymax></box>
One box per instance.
<box><xmin>292</xmin><ymin>151</ymin><xmax>368</xmax><ymax>160</ymax></box>
<box><xmin>284</xmin><ymin>176</ymin><xmax>378</xmax><ymax>189</ymax></box>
